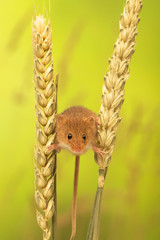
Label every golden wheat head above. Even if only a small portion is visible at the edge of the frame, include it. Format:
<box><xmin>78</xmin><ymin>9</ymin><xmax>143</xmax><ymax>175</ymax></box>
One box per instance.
<box><xmin>97</xmin><ymin>0</ymin><xmax>143</xmax><ymax>183</ymax></box>
<box><xmin>32</xmin><ymin>15</ymin><xmax>56</xmax><ymax>240</ymax></box>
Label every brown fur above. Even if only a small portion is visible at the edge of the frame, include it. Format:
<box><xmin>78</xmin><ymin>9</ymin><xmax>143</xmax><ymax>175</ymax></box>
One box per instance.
<box><xmin>56</xmin><ymin>106</ymin><xmax>97</xmax><ymax>154</ymax></box>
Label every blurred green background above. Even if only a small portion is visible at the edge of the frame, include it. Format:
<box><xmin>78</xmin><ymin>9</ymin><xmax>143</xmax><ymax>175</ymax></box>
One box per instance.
<box><xmin>0</xmin><ymin>0</ymin><xmax>160</xmax><ymax>239</ymax></box>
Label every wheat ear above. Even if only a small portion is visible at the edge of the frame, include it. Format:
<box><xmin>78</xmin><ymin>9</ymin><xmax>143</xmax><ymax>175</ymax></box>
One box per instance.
<box><xmin>97</xmin><ymin>0</ymin><xmax>143</xmax><ymax>182</ymax></box>
<box><xmin>87</xmin><ymin>0</ymin><xmax>143</xmax><ymax>239</ymax></box>
<box><xmin>32</xmin><ymin>15</ymin><xmax>57</xmax><ymax>240</ymax></box>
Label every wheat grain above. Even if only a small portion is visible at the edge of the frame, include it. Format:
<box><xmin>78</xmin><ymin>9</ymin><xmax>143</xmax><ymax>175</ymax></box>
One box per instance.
<box><xmin>32</xmin><ymin>15</ymin><xmax>57</xmax><ymax>240</ymax></box>
<box><xmin>97</xmin><ymin>0</ymin><xmax>143</xmax><ymax>184</ymax></box>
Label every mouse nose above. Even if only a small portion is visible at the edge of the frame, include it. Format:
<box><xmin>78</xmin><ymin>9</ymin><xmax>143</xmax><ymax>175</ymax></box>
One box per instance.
<box><xmin>72</xmin><ymin>143</ymin><xmax>83</xmax><ymax>153</ymax></box>
<box><xmin>75</xmin><ymin>147</ymin><xmax>81</xmax><ymax>152</ymax></box>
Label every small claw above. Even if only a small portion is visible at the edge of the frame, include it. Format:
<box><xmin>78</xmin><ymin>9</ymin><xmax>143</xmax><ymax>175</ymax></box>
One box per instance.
<box><xmin>47</xmin><ymin>145</ymin><xmax>54</xmax><ymax>151</ymax></box>
<box><xmin>93</xmin><ymin>146</ymin><xmax>107</xmax><ymax>159</ymax></box>
<box><xmin>47</xmin><ymin>143</ymin><xmax>60</xmax><ymax>153</ymax></box>
<box><xmin>95</xmin><ymin>117</ymin><xmax>100</xmax><ymax>126</ymax></box>
<box><xmin>47</xmin><ymin>146</ymin><xmax>53</xmax><ymax>153</ymax></box>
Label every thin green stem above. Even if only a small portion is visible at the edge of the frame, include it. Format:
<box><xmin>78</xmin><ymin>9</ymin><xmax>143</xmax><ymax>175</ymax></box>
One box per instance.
<box><xmin>86</xmin><ymin>167</ymin><xmax>108</xmax><ymax>240</ymax></box>
<box><xmin>52</xmin><ymin>74</ymin><xmax>59</xmax><ymax>240</ymax></box>
<box><xmin>52</xmin><ymin>159</ymin><xmax>57</xmax><ymax>240</ymax></box>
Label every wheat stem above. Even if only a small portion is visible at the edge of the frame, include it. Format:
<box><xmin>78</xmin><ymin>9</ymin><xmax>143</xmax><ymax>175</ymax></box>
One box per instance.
<box><xmin>87</xmin><ymin>0</ymin><xmax>143</xmax><ymax>239</ymax></box>
<box><xmin>87</xmin><ymin>187</ymin><xmax>103</xmax><ymax>240</ymax></box>
<box><xmin>52</xmin><ymin>157</ymin><xmax>57</xmax><ymax>240</ymax></box>
<box><xmin>32</xmin><ymin>15</ymin><xmax>57</xmax><ymax>240</ymax></box>
<box><xmin>86</xmin><ymin>169</ymin><xmax>105</xmax><ymax>240</ymax></box>
<box><xmin>51</xmin><ymin>74</ymin><xmax>59</xmax><ymax>240</ymax></box>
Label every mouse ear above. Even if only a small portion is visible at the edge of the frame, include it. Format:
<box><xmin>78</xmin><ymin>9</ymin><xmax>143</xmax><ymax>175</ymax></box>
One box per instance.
<box><xmin>84</xmin><ymin>116</ymin><xmax>95</xmax><ymax>125</ymax></box>
<box><xmin>56</xmin><ymin>114</ymin><xmax>66</xmax><ymax>124</ymax></box>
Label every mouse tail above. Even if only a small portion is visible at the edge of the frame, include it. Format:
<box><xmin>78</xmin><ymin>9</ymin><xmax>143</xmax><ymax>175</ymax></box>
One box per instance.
<box><xmin>70</xmin><ymin>155</ymin><xmax>80</xmax><ymax>240</ymax></box>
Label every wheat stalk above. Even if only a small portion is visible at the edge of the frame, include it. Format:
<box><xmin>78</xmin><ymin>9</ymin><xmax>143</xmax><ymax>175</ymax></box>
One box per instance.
<box><xmin>87</xmin><ymin>0</ymin><xmax>143</xmax><ymax>239</ymax></box>
<box><xmin>32</xmin><ymin>15</ymin><xmax>57</xmax><ymax>240</ymax></box>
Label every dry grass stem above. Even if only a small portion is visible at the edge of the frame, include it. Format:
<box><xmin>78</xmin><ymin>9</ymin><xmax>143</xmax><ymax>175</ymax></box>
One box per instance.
<box><xmin>97</xmin><ymin>0</ymin><xmax>143</xmax><ymax>180</ymax></box>
<box><xmin>32</xmin><ymin>15</ymin><xmax>57</xmax><ymax>240</ymax></box>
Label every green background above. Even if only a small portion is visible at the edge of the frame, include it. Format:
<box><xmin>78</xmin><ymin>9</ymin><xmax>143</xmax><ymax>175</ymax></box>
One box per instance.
<box><xmin>0</xmin><ymin>0</ymin><xmax>160</xmax><ymax>239</ymax></box>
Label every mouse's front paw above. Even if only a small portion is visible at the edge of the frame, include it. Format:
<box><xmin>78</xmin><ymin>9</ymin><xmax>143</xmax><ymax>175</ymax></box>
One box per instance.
<box><xmin>47</xmin><ymin>143</ymin><xmax>61</xmax><ymax>153</ymax></box>
<box><xmin>92</xmin><ymin>146</ymin><xmax>107</xmax><ymax>159</ymax></box>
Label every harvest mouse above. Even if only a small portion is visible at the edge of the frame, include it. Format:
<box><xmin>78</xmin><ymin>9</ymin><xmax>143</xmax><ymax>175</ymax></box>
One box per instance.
<box><xmin>48</xmin><ymin>106</ymin><xmax>105</xmax><ymax>240</ymax></box>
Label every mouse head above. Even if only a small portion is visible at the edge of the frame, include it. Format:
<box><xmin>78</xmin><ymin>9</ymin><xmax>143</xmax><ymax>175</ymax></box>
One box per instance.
<box><xmin>56</xmin><ymin>115</ymin><xmax>97</xmax><ymax>155</ymax></box>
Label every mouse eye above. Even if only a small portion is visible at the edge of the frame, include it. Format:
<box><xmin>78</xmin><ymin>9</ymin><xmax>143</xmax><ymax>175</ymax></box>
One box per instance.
<box><xmin>68</xmin><ymin>133</ymin><xmax>72</xmax><ymax>139</ymax></box>
<box><xmin>83</xmin><ymin>134</ymin><xmax>86</xmax><ymax>140</ymax></box>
